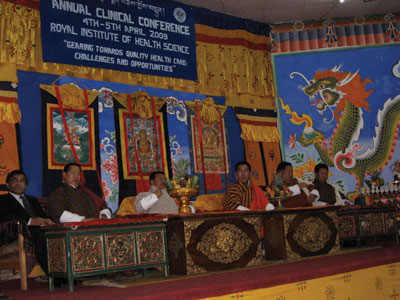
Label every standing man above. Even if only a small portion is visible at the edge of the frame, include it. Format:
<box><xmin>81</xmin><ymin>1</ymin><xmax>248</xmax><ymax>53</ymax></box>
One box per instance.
<box><xmin>48</xmin><ymin>163</ymin><xmax>111</xmax><ymax>223</ymax></box>
<box><xmin>223</xmin><ymin>161</ymin><xmax>274</xmax><ymax>211</ymax></box>
<box><xmin>0</xmin><ymin>170</ymin><xmax>54</xmax><ymax>274</ymax></box>
<box><xmin>134</xmin><ymin>171</ymin><xmax>179</xmax><ymax>214</ymax></box>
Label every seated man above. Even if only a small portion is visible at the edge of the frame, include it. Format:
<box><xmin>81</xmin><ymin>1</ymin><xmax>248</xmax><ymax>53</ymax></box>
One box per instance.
<box><xmin>309</xmin><ymin>163</ymin><xmax>351</xmax><ymax>206</ymax></box>
<box><xmin>0</xmin><ymin>170</ymin><xmax>54</xmax><ymax>274</ymax></box>
<box><xmin>134</xmin><ymin>171</ymin><xmax>178</xmax><ymax>214</ymax></box>
<box><xmin>223</xmin><ymin>161</ymin><xmax>274</xmax><ymax>211</ymax></box>
<box><xmin>48</xmin><ymin>163</ymin><xmax>111</xmax><ymax>223</ymax></box>
<box><xmin>272</xmin><ymin>162</ymin><xmax>314</xmax><ymax>208</ymax></box>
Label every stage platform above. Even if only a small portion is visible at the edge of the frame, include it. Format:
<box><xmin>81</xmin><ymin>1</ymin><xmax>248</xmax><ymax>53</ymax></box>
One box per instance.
<box><xmin>1</xmin><ymin>244</ymin><xmax>400</xmax><ymax>300</ymax></box>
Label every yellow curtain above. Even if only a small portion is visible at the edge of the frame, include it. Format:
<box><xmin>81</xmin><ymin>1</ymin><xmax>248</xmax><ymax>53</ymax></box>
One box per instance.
<box><xmin>0</xmin><ymin>64</ymin><xmax>20</xmax><ymax>123</ymax></box>
<box><xmin>113</xmin><ymin>91</ymin><xmax>166</xmax><ymax>116</ymax></box>
<box><xmin>0</xmin><ymin>93</ymin><xmax>20</xmax><ymax>124</ymax></box>
<box><xmin>226</xmin><ymin>94</ymin><xmax>276</xmax><ymax>111</ymax></box>
<box><xmin>40</xmin><ymin>84</ymin><xmax>98</xmax><ymax>110</ymax></box>
<box><xmin>0</xmin><ymin>122</ymin><xmax>20</xmax><ymax>192</ymax></box>
<box><xmin>240</xmin><ymin>123</ymin><xmax>280</xmax><ymax>143</ymax></box>
<box><xmin>235</xmin><ymin>113</ymin><xmax>280</xmax><ymax>143</ymax></box>
<box><xmin>195</xmin><ymin>25</ymin><xmax>275</xmax><ymax>104</ymax></box>
<box><xmin>0</xmin><ymin>101</ymin><xmax>20</xmax><ymax>124</ymax></box>
<box><xmin>186</xmin><ymin>97</ymin><xmax>227</xmax><ymax>123</ymax></box>
<box><xmin>0</xmin><ymin>63</ymin><xmax>21</xmax><ymax>188</ymax></box>
<box><xmin>0</xmin><ymin>0</ymin><xmax>275</xmax><ymax>110</ymax></box>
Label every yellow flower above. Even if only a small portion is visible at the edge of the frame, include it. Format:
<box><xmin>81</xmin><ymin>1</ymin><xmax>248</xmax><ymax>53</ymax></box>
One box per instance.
<box><xmin>293</xmin><ymin>158</ymin><xmax>317</xmax><ymax>178</ymax></box>
<box><xmin>293</xmin><ymin>158</ymin><xmax>333</xmax><ymax>180</ymax></box>
<box><xmin>293</xmin><ymin>165</ymin><xmax>305</xmax><ymax>179</ymax></box>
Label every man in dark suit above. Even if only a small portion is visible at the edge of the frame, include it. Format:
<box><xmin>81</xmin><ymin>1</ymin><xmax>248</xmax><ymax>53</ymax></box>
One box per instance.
<box><xmin>0</xmin><ymin>170</ymin><xmax>54</xmax><ymax>274</ymax></box>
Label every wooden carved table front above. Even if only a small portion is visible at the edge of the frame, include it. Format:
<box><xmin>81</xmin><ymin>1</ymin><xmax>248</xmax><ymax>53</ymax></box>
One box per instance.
<box><xmin>337</xmin><ymin>205</ymin><xmax>398</xmax><ymax>246</ymax></box>
<box><xmin>263</xmin><ymin>206</ymin><xmax>340</xmax><ymax>260</ymax></box>
<box><xmin>44</xmin><ymin>217</ymin><xmax>168</xmax><ymax>292</ymax></box>
<box><xmin>166</xmin><ymin>211</ymin><xmax>263</xmax><ymax>275</ymax></box>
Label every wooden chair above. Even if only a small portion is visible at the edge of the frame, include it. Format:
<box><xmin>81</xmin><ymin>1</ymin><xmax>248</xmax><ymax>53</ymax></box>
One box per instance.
<box><xmin>37</xmin><ymin>196</ymin><xmax>49</xmax><ymax>212</ymax></box>
<box><xmin>0</xmin><ymin>221</ymin><xmax>28</xmax><ymax>290</ymax></box>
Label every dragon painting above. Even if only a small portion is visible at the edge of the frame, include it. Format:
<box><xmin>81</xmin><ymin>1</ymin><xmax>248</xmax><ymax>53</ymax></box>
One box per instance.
<box><xmin>283</xmin><ymin>65</ymin><xmax>400</xmax><ymax>192</ymax></box>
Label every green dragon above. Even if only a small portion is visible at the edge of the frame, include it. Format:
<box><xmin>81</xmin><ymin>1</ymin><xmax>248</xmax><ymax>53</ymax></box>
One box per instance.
<box><xmin>287</xmin><ymin>66</ymin><xmax>400</xmax><ymax>191</ymax></box>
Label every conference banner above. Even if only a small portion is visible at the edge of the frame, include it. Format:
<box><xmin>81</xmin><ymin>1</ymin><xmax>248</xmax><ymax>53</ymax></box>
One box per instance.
<box><xmin>40</xmin><ymin>0</ymin><xmax>197</xmax><ymax>80</ymax></box>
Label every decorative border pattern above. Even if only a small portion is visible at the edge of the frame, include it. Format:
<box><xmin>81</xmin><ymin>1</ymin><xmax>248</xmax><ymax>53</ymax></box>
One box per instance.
<box><xmin>47</xmin><ymin>238</ymin><xmax>67</xmax><ymax>273</ymax></box>
<box><xmin>136</xmin><ymin>230</ymin><xmax>166</xmax><ymax>265</ymax></box>
<box><xmin>106</xmin><ymin>233</ymin><xmax>136</xmax><ymax>268</ymax></box>
<box><xmin>71</xmin><ymin>235</ymin><xmax>105</xmax><ymax>273</ymax></box>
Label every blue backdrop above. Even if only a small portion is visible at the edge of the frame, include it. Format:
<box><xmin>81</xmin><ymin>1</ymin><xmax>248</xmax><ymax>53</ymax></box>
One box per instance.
<box><xmin>17</xmin><ymin>71</ymin><xmax>244</xmax><ymax>211</ymax></box>
<box><xmin>274</xmin><ymin>44</ymin><xmax>400</xmax><ymax>194</ymax></box>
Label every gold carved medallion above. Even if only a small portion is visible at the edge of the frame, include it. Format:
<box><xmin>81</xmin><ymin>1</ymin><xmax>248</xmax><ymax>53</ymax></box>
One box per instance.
<box><xmin>292</xmin><ymin>217</ymin><xmax>331</xmax><ymax>252</ymax></box>
<box><xmin>196</xmin><ymin>223</ymin><xmax>251</xmax><ymax>264</ymax></box>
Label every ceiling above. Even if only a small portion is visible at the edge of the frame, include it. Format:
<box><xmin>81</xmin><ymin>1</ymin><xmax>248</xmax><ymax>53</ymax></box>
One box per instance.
<box><xmin>174</xmin><ymin>0</ymin><xmax>400</xmax><ymax>24</ymax></box>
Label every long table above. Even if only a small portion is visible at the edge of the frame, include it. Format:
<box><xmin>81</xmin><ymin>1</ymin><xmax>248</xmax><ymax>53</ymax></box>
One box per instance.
<box><xmin>263</xmin><ymin>206</ymin><xmax>340</xmax><ymax>260</ymax></box>
<box><xmin>44</xmin><ymin>205</ymin><xmax>394</xmax><ymax>290</ymax></box>
<box><xmin>44</xmin><ymin>216</ymin><xmax>168</xmax><ymax>292</ymax></box>
<box><xmin>337</xmin><ymin>204</ymin><xmax>398</xmax><ymax>246</ymax></box>
<box><xmin>166</xmin><ymin>211</ymin><xmax>263</xmax><ymax>275</ymax></box>
<box><xmin>165</xmin><ymin>206</ymin><xmax>341</xmax><ymax>273</ymax></box>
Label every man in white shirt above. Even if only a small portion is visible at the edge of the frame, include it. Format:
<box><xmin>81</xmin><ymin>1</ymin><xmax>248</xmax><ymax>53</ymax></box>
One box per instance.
<box><xmin>134</xmin><ymin>171</ymin><xmax>178</xmax><ymax>214</ymax></box>
<box><xmin>47</xmin><ymin>163</ymin><xmax>111</xmax><ymax>223</ymax></box>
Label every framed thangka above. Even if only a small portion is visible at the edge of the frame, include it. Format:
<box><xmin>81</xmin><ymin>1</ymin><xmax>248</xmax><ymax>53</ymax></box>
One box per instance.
<box><xmin>190</xmin><ymin>116</ymin><xmax>228</xmax><ymax>174</ymax></box>
<box><xmin>119</xmin><ymin>109</ymin><xmax>167</xmax><ymax>180</ymax></box>
<box><xmin>46</xmin><ymin>103</ymin><xmax>96</xmax><ymax>170</ymax></box>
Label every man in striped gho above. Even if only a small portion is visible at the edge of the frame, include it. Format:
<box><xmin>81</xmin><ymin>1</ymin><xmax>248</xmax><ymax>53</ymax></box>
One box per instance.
<box><xmin>223</xmin><ymin>161</ymin><xmax>274</xmax><ymax>211</ymax></box>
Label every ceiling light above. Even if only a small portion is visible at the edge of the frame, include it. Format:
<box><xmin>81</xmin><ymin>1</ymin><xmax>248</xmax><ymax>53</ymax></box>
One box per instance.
<box><xmin>340</xmin><ymin>0</ymin><xmax>345</xmax><ymax>3</ymax></box>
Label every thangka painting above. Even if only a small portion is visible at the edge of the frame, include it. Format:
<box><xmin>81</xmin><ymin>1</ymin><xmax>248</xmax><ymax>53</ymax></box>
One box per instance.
<box><xmin>274</xmin><ymin>45</ymin><xmax>400</xmax><ymax>196</ymax></box>
<box><xmin>46</xmin><ymin>103</ymin><xmax>96</xmax><ymax>170</ymax></box>
<box><xmin>190</xmin><ymin>115</ymin><xmax>228</xmax><ymax>174</ymax></box>
<box><xmin>119</xmin><ymin>109</ymin><xmax>167</xmax><ymax>180</ymax></box>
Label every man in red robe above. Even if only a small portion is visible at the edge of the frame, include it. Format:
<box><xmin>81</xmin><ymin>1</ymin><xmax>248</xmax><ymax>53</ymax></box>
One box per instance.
<box><xmin>309</xmin><ymin>163</ymin><xmax>351</xmax><ymax>206</ymax></box>
<box><xmin>48</xmin><ymin>163</ymin><xmax>111</xmax><ymax>223</ymax></box>
<box><xmin>272</xmin><ymin>162</ymin><xmax>314</xmax><ymax>208</ymax></box>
